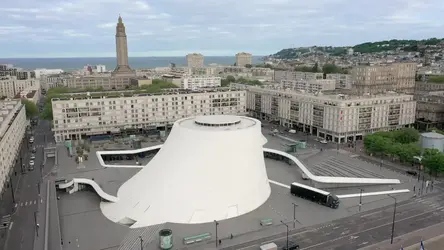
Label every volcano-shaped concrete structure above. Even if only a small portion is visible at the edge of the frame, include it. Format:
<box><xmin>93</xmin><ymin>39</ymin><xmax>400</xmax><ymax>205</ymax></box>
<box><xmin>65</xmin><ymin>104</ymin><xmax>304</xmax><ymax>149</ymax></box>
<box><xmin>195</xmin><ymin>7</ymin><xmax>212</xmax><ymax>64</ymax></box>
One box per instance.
<box><xmin>100</xmin><ymin>115</ymin><xmax>271</xmax><ymax>228</ymax></box>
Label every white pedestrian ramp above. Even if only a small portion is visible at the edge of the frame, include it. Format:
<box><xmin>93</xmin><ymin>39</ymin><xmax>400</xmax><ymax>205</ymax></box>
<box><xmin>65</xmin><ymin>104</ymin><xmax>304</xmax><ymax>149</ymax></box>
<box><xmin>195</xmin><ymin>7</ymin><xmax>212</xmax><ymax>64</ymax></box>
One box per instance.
<box><xmin>337</xmin><ymin>189</ymin><xmax>410</xmax><ymax>199</ymax></box>
<box><xmin>268</xmin><ymin>179</ymin><xmax>410</xmax><ymax>199</ymax></box>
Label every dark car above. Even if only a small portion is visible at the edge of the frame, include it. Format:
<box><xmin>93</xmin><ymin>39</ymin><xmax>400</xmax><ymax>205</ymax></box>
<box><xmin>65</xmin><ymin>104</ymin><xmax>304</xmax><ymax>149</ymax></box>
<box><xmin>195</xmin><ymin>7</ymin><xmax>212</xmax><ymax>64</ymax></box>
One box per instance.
<box><xmin>282</xmin><ymin>241</ymin><xmax>299</xmax><ymax>250</ymax></box>
<box><xmin>406</xmin><ymin>170</ymin><xmax>418</xmax><ymax>176</ymax></box>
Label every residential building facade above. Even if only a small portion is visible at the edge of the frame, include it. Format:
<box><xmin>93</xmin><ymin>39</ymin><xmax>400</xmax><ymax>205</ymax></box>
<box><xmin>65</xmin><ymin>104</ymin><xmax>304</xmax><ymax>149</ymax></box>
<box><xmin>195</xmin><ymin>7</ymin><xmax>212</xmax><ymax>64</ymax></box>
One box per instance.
<box><xmin>34</xmin><ymin>68</ymin><xmax>64</xmax><ymax>79</ymax></box>
<box><xmin>415</xmin><ymin>91</ymin><xmax>444</xmax><ymax>130</ymax></box>
<box><xmin>51</xmin><ymin>88</ymin><xmax>247</xmax><ymax>142</ymax></box>
<box><xmin>246</xmin><ymin>87</ymin><xmax>416</xmax><ymax>143</ymax></box>
<box><xmin>235</xmin><ymin>52</ymin><xmax>253</xmax><ymax>67</ymax></box>
<box><xmin>351</xmin><ymin>63</ymin><xmax>417</xmax><ymax>94</ymax></box>
<box><xmin>186</xmin><ymin>53</ymin><xmax>204</xmax><ymax>68</ymax></box>
<box><xmin>326</xmin><ymin>73</ymin><xmax>353</xmax><ymax>89</ymax></box>
<box><xmin>0</xmin><ymin>100</ymin><xmax>26</xmax><ymax>194</ymax></box>
<box><xmin>181</xmin><ymin>76</ymin><xmax>221</xmax><ymax>89</ymax></box>
<box><xmin>280</xmin><ymin>79</ymin><xmax>336</xmax><ymax>93</ymax></box>
<box><xmin>0</xmin><ymin>64</ymin><xmax>35</xmax><ymax>80</ymax></box>
<box><xmin>65</xmin><ymin>76</ymin><xmax>134</xmax><ymax>90</ymax></box>
<box><xmin>274</xmin><ymin>71</ymin><xmax>323</xmax><ymax>83</ymax></box>
<box><xmin>0</xmin><ymin>76</ymin><xmax>40</xmax><ymax>98</ymax></box>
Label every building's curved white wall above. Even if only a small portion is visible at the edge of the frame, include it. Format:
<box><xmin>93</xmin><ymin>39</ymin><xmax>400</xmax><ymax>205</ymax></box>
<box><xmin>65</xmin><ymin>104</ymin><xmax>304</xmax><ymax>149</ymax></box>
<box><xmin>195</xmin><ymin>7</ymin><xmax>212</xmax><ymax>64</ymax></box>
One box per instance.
<box><xmin>100</xmin><ymin>116</ymin><xmax>271</xmax><ymax>228</ymax></box>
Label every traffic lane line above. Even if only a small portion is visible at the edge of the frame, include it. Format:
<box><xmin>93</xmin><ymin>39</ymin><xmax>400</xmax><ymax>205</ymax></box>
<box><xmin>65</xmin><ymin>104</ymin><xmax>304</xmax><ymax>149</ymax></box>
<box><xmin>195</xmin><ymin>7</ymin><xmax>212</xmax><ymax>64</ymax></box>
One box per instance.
<box><xmin>298</xmin><ymin>209</ymin><xmax>443</xmax><ymax>250</ymax></box>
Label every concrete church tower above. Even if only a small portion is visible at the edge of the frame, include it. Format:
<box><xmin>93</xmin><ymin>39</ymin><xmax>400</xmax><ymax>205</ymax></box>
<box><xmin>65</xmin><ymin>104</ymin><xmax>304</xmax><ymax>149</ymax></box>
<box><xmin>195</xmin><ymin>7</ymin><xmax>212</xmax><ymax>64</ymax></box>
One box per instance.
<box><xmin>112</xmin><ymin>15</ymin><xmax>135</xmax><ymax>76</ymax></box>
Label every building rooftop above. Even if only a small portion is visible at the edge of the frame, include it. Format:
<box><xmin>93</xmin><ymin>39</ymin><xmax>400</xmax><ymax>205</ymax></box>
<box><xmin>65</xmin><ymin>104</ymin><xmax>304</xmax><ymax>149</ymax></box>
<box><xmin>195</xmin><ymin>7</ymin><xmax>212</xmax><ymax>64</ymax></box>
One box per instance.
<box><xmin>180</xmin><ymin>115</ymin><xmax>256</xmax><ymax>131</ymax></box>
<box><xmin>247</xmin><ymin>86</ymin><xmax>414</xmax><ymax>102</ymax></box>
<box><xmin>421</xmin><ymin>131</ymin><xmax>444</xmax><ymax>139</ymax></box>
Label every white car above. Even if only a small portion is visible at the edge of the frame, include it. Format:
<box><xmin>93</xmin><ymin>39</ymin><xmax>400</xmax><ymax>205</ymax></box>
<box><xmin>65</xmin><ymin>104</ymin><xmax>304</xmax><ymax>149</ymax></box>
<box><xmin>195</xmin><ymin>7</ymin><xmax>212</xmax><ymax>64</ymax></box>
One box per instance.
<box><xmin>29</xmin><ymin>160</ymin><xmax>35</xmax><ymax>166</ymax></box>
<box><xmin>29</xmin><ymin>137</ymin><xmax>34</xmax><ymax>143</ymax></box>
<box><xmin>30</xmin><ymin>154</ymin><xmax>35</xmax><ymax>160</ymax></box>
<box><xmin>320</xmin><ymin>139</ymin><xmax>328</xmax><ymax>144</ymax></box>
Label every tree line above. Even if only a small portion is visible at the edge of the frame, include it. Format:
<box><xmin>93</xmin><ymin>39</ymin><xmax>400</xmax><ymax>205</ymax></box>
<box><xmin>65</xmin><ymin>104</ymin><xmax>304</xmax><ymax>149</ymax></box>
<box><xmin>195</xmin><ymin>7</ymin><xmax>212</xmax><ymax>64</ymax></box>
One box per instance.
<box><xmin>364</xmin><ymin>128</ymin><xmax>444</xmax><ymax>176</ymax></box>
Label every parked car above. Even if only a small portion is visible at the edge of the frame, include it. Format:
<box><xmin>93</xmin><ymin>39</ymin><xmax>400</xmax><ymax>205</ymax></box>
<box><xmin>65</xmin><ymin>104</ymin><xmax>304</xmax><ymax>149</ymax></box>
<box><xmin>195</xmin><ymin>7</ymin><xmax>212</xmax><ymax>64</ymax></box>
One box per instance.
<box><xmin>30</xmin><ymin>154</ymin><xmax>35</xmax><ymax>160</ymax></box>
<box><xmin>29</xmin><ymin>136</ymin><xmax>34</xmax><ymax>143</ymax></box>
<box><xmin>320</xmin><ymin>139</ymin><xmax>328</xmax><ymax>144</ymax></box>
<box><xmin>282</xmin><ymin>241</ymin><xmax>300</xmax><ymax>250</ymax></box>
<box><xmin>29</xmin><ymin>160</ymin><xmax>35</xmax><ymax>167</ymax></box>
<box><xmin>406</xmin><ymin>170</ymin><xmax>418</xmax><ymax>176</ymax></box>
<box><xmin>31</xmin><ymin>147</ymin><xmax>36</xmax><ymax>153</ymax></box>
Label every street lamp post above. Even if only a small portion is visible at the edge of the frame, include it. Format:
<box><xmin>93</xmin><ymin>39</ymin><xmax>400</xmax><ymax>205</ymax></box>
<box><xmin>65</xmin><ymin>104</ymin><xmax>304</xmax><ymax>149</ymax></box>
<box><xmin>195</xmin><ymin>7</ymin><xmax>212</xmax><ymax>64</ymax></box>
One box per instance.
<box><xmin>359</xmin><ymin>189</ymin><xmax>364</xmax><ymax>212</ymax></box>
<box><xmin>388</xmin><ymin>194</ymin><xmax>397</xmax><ymax>244</ymax></box>
<box><xmin>139</xmin><ymin>236</ymin><xmax>143</xmax><ymax>250</ymax></box>
<box><xmin>281</xmin><ymin>220</ymin><xmax>289</xmax><ymax>250</ymax></box>
<box><xmin>292</xmin><ymin>203</ymin><xmax>298</xmax><ymax>228</ymax></box>
<box><xmin>9</xmin><ymin>176</ymin><xmax>15</xmax><ymax>204</ymax></box>
<box><xmin>214</xmin><ymin>220</ymin><xmax>219</xmax><ymax>247</ymax></box>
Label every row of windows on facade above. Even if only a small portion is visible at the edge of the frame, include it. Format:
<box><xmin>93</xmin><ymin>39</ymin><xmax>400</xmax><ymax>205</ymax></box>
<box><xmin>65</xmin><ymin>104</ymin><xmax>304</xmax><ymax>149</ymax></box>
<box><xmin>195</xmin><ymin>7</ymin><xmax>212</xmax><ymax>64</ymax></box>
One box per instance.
<box><xmin>56</xmin><ymin>94</ymin><xmax>245</xmax><ymax>107</ymax></box>
<box><xmin>54</xmin><ymin>111</ymin><xmax>246</xmax><ymax>131</ymax></box>
<box><xmin>56</xmin><ymin>106</ymin><xmax>245</xmax><ymax>123</ymax></box>
<box><xmin>59</xmin><ymin>99</ymin><xmax>243</xmax><ymax>111</ymax></box>
<box><xmin>57</xmin><ymin>103</ymin><xmax>243</xmax><ymax>118</ymax></box>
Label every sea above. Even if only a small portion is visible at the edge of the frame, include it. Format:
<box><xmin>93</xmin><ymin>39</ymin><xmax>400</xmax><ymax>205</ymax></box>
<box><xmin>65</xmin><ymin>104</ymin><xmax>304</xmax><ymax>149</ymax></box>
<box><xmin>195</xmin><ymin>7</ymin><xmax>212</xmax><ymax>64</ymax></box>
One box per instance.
<box><xmin>0</xmin><ymin>56</ymin><xmax>263</xmax><ymax>72</ymax></box>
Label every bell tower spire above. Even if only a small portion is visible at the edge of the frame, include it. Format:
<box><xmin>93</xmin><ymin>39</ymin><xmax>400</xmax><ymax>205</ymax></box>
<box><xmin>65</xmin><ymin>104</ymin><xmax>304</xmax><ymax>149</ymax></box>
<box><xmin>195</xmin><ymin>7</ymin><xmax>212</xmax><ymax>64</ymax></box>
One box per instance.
<box><xmin>112</xmin><ymin>15</ymin><xmax>135</xmax><ymax>76</ymax></box>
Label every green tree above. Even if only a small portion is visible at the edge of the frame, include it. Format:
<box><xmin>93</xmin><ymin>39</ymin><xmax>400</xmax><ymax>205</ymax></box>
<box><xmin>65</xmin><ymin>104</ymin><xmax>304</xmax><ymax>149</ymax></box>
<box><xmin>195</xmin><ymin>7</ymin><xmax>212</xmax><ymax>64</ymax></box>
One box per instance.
<box><xmin>40</xmin><ymin>103</ymin><xmax>53</xmax><ymax>120</ymax></box>
<box><xmin>312</xmin><ymin>62</ymin><xmax>319</xmax><ymax>73</ymax></box>
<box><xmin>422</xmin><ymin>149</ymin><xmax>444</xmax><ymax>177</ymax></box>
<box><xmin>245</xmin><ymin>64</ymin><xmax>252</xmax><ymax>68</ymax></box>
<box><xmin>221</xmin><ymin>79</ymin><xmax>230</xmax><ymax>87</ymax></box>
<box><xmin>322</xmin><ymin>64</ymin><xmax>342</xmax><ymax>74</ymax></box>
<box><xmin>226</xmin><ymin>75</ymin><xmax>236</xmax><ymax>82</ymax></box>
<box><xmin>21</xmin><ymin>99</ymin><xmax>38</xmax><ymax>119</ymax></box>
<box><xmin>392</xmin><ymin>128</ymin><xmax>420</xmax><ymax>144</ymax></box>
<box><xmin>428</xmin><ymin>76</ymin><xmax>444</xmax><ymax>83</ymax></box>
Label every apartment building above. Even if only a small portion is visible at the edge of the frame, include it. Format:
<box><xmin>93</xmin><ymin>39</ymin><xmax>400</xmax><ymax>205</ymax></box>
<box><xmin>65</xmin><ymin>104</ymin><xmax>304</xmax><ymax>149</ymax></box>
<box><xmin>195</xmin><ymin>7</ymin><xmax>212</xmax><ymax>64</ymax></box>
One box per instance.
<box><xmin>34</xmin><ymin>68</ymin><xmax>64</xmax><ymax>79</ymax></box>
<box><xmin>250</xmin><ymin>68</ymin><xmax>274</xmax><ymax>77</ymax></box>
<box><xmin>0</xmin><ymin>64</ymin><xmax>35</xmax><ymax>80</ymax></box>
<box><xmin>0</xmin><ymin>100</ymin><xmax>26</xmax><ymax>194</ymax></box>
<box><xmin>274</xmin><ymin>70</ymin><xmax>323</xmax><ymax>83</ymax></box>
<box><xmin>415</xmin><ymin>91</ymin><xmax>444</xmax><ymax>130</ymax></box>
<box><xmin>181</xmin><ymin>76</ymin><xmax>221</xmax><ymax>89</ymax></box>
<box><xmin>351</xmin><ymin>63</ymin><xmax>417</xmax><ymax>94</ymax></box>
<box><xmin>235</xmin><ymin>52</ymin><xmax>253</xmax><ymax>67</ymax></box>
<box><xmin>246</xmin><ymin>87</ymin><xmax>416</xmax><ymax>143</ymax></box>
<box><xmin>187</xmin><ymin>67</ymin><xmax>218</xmax><ymax>76</ymax></box>
<box><xmin>0</xmin><ymin>76</ymin><xmax>40</xmax><ymax>98</ymax></box>
<box><xmin>326</xmin><ymin>73</ymin><xmax>353</xmax><ymax>89</ymax></box>
<box><xmin>65</xmin><ymin>76</ymin><xmax>134</xmax><ymax>90</ymax></box>
<box><xmin>51</xmin><ymin>88</ymin><xmax>246</xmax><ymax>142</ymax></box>
<box><xmin>186</xmin><ymin>53</ymin><xmax>204</xmax><ymax>68</ymax></box>
<box><xmin>281</xmin><ymin>79</ymin><xmax>336</xmax><ymax>93</ymax></box>
<box><xmin>415</xmin><ymin>81</ymin><xmax>444</xmax><ymax>92</ymax></box>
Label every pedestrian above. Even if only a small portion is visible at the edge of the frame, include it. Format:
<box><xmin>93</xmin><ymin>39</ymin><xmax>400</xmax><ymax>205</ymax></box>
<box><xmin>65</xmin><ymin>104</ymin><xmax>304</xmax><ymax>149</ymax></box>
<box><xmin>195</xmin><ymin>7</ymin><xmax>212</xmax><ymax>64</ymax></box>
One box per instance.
<box><xmin>413</xmin><ymin>186</ymin><xmax>416</xmax><ymax>192</ymax></box>
<box><xmin>230</xmin><ymin>234</ymin><xmax>233</xmax><ymax>239</ymax></box>
<box><xmin>219</xmin><ymin>239</ymin><xmax>222</xmax><ymax>245</ymax></box>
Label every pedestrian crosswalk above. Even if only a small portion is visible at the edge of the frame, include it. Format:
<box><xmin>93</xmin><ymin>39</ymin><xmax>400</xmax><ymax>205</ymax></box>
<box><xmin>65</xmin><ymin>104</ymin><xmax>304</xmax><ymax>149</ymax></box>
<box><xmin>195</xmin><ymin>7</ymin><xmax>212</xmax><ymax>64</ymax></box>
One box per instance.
<box><xmin>19</xmin><ymin>200</ymin><xmax>37</xmax><ymax>207</ymax></box>
<box><xmin>415</xmin><ymin>196</ymin><xmax>444</xmax><ymax>212</ymax></box>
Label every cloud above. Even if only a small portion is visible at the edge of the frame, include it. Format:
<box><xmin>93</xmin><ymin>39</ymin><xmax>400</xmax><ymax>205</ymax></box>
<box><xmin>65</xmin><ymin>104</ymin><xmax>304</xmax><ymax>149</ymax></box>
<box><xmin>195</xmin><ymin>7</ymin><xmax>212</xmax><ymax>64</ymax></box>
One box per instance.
<box><xmin>0</xmin><ymin>0</ymin><xmax>443</xmax><ymax>57</ymax></box>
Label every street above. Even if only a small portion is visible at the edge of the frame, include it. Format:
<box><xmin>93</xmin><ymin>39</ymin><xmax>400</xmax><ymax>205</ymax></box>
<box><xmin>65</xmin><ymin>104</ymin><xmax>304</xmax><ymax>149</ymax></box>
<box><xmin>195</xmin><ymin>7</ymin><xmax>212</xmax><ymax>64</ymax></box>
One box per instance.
<box><xmin>1</xmin><ymin>116</ymin><xmax>55</xmax><ymax>250</ymax></box>
<box><xmin>222</xmin><ymin>192</ymin><xmax>444</xmax><ymax>250</ymax></box>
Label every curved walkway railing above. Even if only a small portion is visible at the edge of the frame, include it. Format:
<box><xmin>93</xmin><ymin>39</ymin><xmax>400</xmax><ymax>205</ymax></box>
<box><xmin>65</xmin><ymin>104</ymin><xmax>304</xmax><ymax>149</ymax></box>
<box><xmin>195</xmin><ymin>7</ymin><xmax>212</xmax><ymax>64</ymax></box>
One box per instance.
<box><xmin>96</xmin><ymin>145</ymin><xmax>400</xmax><ymax>186</ymax></box>
<box><xmin>263</xmin><ymin>148</ymin><xmax>400</xmax><ymax>185</ymax></box>
<box><xmin>58</xmin><ymin>178</ymin><xmax>118</xmax><ymax>202</ymax></box>
<box><xmin>96</xmin><ymin>145</ymin><xmax>163</xmax><ymax>169</ymax></box>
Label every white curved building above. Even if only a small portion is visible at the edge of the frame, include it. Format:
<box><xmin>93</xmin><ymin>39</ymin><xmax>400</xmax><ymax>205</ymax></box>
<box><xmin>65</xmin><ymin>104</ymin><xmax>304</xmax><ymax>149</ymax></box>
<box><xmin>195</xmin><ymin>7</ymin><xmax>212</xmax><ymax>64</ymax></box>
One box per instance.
<box><xmin>100</xmin><ymin>115</ymin><xmax>271</xmax><ymax>228</ymax></box>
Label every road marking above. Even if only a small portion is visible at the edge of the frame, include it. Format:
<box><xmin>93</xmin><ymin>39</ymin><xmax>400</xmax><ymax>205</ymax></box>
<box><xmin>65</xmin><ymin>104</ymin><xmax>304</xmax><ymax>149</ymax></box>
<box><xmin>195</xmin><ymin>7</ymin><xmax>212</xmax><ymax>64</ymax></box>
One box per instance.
<box><xmin>25</xmin><ymin>202</ymin><xmax>28</xmax><ymax>206</ymax></box>
<box><xmin>299</xmin><ymin>209</ymin><xmax>441</xmax><ymax>250</ymax></box>
<box><xmin>33</xmin><ymin>200</ymin><xmax>36</xmax><ymax>205</ymax></box>
<box><xmin>269</xmin><ymin>179</ymin><xmax>290</xmax><ymax>189</ymax></box>
<box><xmin>9</xmin><ymin>222</ymin><xmax>13</xmax><ymax>230</ymax></box>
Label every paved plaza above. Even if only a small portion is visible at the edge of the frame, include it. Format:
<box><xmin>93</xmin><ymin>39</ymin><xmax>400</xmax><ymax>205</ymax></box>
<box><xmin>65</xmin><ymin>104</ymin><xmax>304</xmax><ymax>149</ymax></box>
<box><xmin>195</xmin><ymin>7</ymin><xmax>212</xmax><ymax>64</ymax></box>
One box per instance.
<box><xmin>52</xmin><ymin>129</ymin><xmax>428</xmax><ymax>250</ymax></box>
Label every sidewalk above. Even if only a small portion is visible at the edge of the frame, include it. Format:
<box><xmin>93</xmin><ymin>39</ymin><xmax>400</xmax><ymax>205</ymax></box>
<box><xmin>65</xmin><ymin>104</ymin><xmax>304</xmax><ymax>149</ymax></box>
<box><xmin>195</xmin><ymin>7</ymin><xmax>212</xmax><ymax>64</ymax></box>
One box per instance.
<box><xmin>0</xmin><ymin>139</ymin><xmax>28</xmax><ymax>250</ymax></box>
<box><xmin>359</xmin><ymin>221</ymin><xmax>444</xmax><ymax>250</ymax></box>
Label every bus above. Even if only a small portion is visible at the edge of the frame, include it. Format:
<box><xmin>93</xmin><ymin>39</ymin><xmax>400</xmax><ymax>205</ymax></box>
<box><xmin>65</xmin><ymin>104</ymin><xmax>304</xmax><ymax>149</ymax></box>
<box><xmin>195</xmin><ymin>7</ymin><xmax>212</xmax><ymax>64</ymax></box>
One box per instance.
<box><xmin>290</xmin><ymin>182</ymin><xmax>340</xmax><ymax>209</ymax></box>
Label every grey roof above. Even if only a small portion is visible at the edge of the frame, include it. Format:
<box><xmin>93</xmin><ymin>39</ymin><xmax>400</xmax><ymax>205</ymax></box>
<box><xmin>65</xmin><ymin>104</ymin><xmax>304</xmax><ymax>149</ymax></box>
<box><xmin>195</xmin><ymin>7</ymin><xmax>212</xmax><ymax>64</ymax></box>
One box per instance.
<box><xmin>421</xmin><ymin>132</ymin><xmax>444</xmax><ymax>139</ymax></box>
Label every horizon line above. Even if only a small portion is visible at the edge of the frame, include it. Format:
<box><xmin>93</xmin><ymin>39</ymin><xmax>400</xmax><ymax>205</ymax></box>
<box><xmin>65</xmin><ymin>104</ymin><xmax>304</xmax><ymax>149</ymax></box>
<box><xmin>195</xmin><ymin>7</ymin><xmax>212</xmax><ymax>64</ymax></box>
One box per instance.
<box><xmin>0</xmin><ymin>55</ymin><xmax>266</xmax><ymax>59</ymax></box>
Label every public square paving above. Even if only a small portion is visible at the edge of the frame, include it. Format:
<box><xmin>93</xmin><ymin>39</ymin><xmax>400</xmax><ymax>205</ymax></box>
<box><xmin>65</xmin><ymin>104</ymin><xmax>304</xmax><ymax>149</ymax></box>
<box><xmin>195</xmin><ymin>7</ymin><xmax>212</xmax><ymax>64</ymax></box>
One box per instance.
<box><xmin>54</xmin><ymin>131</ymin><xmax>426</xmax><ymax>250</ymax></box>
